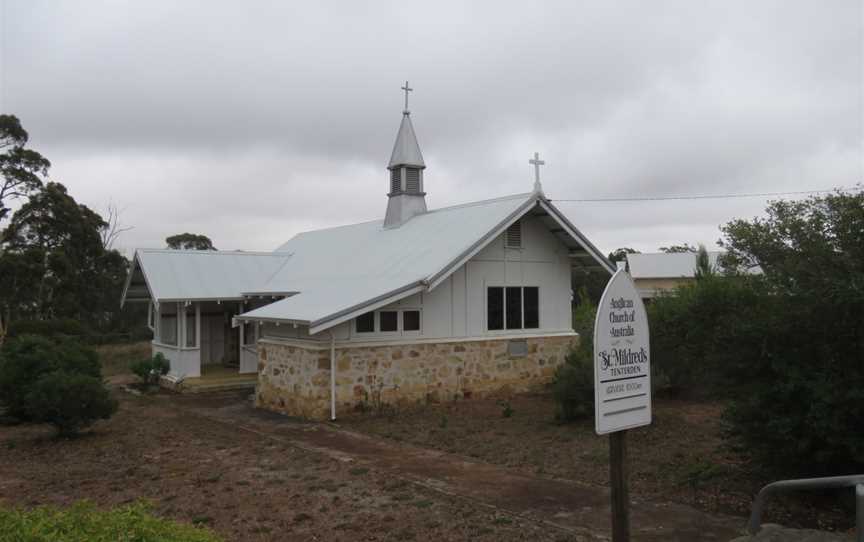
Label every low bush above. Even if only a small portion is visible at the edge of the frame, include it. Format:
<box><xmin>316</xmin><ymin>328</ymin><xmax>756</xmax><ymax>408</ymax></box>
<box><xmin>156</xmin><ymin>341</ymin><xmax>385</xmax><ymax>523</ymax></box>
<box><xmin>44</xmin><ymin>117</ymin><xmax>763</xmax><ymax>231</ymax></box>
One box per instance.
<box><xmin>27</xmin><ymin>371</ymin><xmax>118</xmax><ymax>437</ymax></box>
<box><xmin>131</xmin><ymin>353</ymin><xmax>170</xmax><ymax>387</ymax></box>
<box><xmin>647</xmin><ymin>275</ymin><xmax>763</xmax><ymax>398</ymax></box>
<box><xmin>552</xmin><ymin>288</ymin><xmax>596</xmax><ymax>422</ymax></box>
<box><xmin>0</xmin><ymin>335</ymin><xmax>101</xmax><ymax>420</ymax></box>
<box><xmin>0</xmin><ymin>501</ymin><xmax>221</xmax><ymax>542</ymax></box>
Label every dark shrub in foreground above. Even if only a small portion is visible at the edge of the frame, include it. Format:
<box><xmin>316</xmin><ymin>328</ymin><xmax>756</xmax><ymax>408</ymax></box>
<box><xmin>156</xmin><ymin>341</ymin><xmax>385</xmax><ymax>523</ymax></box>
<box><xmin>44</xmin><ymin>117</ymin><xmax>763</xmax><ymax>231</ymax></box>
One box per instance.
<box><xmin>552</xmin><ymin>288</ymin><xmax>596</xmax><ymax>422</ymax></box>
<box><xmin>0</xmin><ymin>335</ymin><xmax>101</xmax><ymax>420</ymax></box>
<box><xmin>27</xmin><ymin>371</ymin><xmax>117</xmax><ymax>436</ymax></box>
<box><xmin>0</xmin><ymin>501</ymin><xmax>221</xmax><ymax>542</ymax></box>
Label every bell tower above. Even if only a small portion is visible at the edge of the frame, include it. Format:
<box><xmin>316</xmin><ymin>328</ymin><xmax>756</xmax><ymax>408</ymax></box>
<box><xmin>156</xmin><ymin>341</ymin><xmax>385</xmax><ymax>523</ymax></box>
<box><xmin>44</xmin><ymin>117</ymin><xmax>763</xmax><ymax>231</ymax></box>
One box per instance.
<box><xmin>384</xmin><ymin>81</ymin><xmax>427</xmax><ymax>228</ymax></box>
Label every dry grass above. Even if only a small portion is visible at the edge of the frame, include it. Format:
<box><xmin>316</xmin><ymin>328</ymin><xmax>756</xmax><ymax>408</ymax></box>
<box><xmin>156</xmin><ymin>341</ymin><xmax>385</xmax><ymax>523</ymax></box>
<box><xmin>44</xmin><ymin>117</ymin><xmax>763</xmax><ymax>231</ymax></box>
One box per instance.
<box><xmin>96</xmin><ymin>341</ymin><xmax>151</xmax><ymax>376</ymax></box>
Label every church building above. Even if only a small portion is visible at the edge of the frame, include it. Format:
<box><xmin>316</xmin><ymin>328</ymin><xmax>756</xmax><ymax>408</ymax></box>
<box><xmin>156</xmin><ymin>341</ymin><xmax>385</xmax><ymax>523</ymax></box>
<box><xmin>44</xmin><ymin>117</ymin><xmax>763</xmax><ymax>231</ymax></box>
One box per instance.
<box><xmin>121</xmin><ymin>86</ymin><xmax>613</xmax><ymax>420</ymax></box>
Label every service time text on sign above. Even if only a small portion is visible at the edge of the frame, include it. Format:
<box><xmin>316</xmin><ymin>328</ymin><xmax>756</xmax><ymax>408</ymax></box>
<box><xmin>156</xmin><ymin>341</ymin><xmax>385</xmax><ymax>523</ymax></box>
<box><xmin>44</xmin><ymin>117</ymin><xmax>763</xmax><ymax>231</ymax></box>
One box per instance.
<box><xmin>594</xmin><ymin>269</ymin><xmax>652</xmax><ymax>435</ymax></box>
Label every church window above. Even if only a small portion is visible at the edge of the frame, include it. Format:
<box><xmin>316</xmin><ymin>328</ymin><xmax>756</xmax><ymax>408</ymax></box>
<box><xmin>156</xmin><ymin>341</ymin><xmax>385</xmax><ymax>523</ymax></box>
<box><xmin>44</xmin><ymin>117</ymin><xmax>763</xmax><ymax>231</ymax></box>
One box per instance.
<box><xmin>403</xmin><ymin>310</ymin><xmax>420</xmax><ymax>331</ymax></box>
<box><xmin>356</xmin><ymin>311</ymin><xmax>375</xmax><ymax>333</ymax></box>
<box><xmin>380</xmin><ymin>311</ymin><xmax>398</xmax><ymax>332</ymax></box>
<box><xmin>523</xmin><ymin>287</ymin><xmax>539</xmax><ymax>329</ymax></box>
<box><xmin>487</xmin><ymin>287</ymin><xmax>504</xmax><ymax>330</ymax></box>
<box><xmin>505</xmin><ymin>287</ymin><xmax>522</xmax><ymax>329</ymax></box>
<box><xmin>487</xmin><ymin>286</ymin><xmax>539</xmax><ymax>331</ymax></box>
<box><xmin>505</xmin><ymin>221</ymin><xmax>522</xmax><ymax>248</ymax></box>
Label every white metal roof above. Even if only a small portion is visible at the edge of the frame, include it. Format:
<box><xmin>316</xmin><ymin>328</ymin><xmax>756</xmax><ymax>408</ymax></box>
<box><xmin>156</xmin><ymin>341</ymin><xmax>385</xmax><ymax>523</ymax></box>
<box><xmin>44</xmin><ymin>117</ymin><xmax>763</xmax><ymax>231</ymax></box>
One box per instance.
<box><xmin>388</xmin><ymin>113</ymin><xmax>425</xmax><ymax>168</ymax></box>
<box><xmin>626</xmin><ymin>251</ymin><xmax>724</xmax><ymax>279</ymax></box>
<box><xmin>123</xmin><ymin>192</ymin><xmax>613</xmax><ymax>333</ymax></box>
<box><xmin>241</xmin><ymin>193</ymin><xmax>536</xmax><ymax>331</ymax></box>
<box><xmin>124</xmin><ymin>250</ymin><xmax>292</xmax><ymax>303</ymax></box>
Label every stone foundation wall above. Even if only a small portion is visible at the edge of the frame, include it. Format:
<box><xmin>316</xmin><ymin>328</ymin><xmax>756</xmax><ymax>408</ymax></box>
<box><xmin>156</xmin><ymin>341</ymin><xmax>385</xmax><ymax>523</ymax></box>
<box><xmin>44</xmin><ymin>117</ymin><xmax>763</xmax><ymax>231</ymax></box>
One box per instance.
<box><xmin>255</xmin><ymin>335</ymin><xmax>576</xmax><ymax>420</ymax></box>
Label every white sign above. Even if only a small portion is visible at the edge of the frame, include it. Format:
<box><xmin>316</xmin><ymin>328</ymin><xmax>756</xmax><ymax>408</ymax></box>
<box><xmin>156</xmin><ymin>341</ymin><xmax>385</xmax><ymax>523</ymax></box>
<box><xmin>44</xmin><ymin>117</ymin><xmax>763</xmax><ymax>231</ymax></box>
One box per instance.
<box><xmin>594</xmin><ymin>269</ymin><xmax>652</xmax><ymax>435</ymax></box>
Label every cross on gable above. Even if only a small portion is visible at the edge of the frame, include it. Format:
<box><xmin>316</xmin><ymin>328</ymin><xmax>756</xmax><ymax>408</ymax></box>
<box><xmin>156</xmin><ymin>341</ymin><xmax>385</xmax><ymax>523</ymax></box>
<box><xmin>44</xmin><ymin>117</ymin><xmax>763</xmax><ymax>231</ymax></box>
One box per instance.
<box><xmin>401</xmin><ymin>81</ymin><xmax>413</xmax><ymax>113</ymax></box>
<box><xmin>529</xmin><ymin>152</ymin><xmax>545</xmax><ymax>183</ymax></box>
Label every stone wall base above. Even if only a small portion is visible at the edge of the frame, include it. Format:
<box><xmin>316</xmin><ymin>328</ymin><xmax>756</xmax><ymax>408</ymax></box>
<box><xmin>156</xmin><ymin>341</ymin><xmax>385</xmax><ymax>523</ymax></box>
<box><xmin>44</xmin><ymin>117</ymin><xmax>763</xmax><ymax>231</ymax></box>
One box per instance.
<box><xmin>255</xmin><ymin>335</ymin><xmax>575</xmax><ymax>420</ymax></box>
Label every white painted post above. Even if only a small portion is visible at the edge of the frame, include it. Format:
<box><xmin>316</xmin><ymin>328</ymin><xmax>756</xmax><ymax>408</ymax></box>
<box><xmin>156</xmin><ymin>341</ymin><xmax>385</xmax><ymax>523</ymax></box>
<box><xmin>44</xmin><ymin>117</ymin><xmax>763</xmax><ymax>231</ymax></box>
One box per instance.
<box><xmin>195</xmin><ymin>302</ymin><xmax>201</xmax><ymax>348</ymax></box>
<box><xmin>330</xmin><ymin>332</ymin><xmax>336</xmax><ymax>421</ymax></box>
<box><xmin>177</xmin><ymin>302</ymin><xmax>183</xmax><ymax>349</ymax></box>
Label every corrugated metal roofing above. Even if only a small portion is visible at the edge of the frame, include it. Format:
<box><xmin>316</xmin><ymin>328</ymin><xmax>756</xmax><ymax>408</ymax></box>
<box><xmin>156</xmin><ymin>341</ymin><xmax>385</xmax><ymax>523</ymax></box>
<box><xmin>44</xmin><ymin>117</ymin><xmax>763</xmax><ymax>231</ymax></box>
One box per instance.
<box><xmin>130</xmin><ymin>250</ymin><xmax>292</xmax><ymax>302</ymax></box>
<box><xmin>124</xmin><ymin>192</ymin><xmax>612</xmax><ymax>332</ymax></box>
<box><xmin>240</xmin><ymin>193</ymin><xmax>535</xmax><ymax>327</ymax></box>
<box><xmin>626</xmin><ymin>251</ymin><xmax>724</xmax><ymax>279</ymax></box>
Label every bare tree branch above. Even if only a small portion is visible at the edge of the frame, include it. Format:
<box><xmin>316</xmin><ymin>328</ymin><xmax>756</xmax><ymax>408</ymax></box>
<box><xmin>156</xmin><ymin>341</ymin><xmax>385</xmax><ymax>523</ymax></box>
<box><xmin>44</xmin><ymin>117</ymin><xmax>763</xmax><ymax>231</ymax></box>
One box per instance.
<box><xmin>101</xmin><ymin>201</ymin><xmax>134</xmax><ymax>250</ymax></box>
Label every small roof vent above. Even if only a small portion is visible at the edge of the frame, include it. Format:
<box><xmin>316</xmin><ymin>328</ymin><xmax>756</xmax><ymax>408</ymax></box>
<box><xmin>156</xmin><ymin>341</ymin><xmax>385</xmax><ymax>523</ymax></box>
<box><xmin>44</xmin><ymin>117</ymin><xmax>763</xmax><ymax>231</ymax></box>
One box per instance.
<box><xmin>505</xmin><ymin>221</ymin><xmax>522</xmax><ymax>248</ymax></box>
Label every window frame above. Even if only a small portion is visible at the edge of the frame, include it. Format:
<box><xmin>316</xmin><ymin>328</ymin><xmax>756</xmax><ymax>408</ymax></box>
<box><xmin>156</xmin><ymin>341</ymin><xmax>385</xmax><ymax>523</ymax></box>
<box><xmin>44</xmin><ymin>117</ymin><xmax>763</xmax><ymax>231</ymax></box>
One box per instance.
<box><xmin>485</xmin><ymin>285</ymin><xmax>540</xmax><ymax>332</ymax></box>
<box><xmin>355</xmin><ymin>311</ymin><xmax>375</xmax><ymax>334</ymax></box>
<box><xmin>352</xmin><ymin>308</ymin><xmax>423</xmax><ymax>337</ymax></box>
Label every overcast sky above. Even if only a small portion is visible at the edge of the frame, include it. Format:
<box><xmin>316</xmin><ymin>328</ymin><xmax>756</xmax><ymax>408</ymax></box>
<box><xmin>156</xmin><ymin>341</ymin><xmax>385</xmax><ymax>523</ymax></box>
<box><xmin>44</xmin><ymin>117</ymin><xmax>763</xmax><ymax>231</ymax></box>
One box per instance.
<box><xmin>1</xmin><ymin>1</ymin><xmax>861</xmax><ymax>256</ymax></box>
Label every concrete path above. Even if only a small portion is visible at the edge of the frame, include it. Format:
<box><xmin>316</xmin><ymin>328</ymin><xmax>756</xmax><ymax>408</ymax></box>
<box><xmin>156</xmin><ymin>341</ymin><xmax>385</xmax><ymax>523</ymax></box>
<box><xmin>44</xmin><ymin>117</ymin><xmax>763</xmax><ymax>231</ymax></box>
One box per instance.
<box><xmin>170</xmin><ymin>391</ymin><xmax>748</xmax><ymax>541</ymax></box>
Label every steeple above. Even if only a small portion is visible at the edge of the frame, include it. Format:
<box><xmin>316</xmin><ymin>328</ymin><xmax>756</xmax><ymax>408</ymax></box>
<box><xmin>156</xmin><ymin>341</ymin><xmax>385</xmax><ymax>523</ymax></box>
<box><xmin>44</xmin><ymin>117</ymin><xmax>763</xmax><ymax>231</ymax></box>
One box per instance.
<box><xmin>384</xmin><ymin>81</ymin><xmax>427</xmax><ymax>229</ymax></box>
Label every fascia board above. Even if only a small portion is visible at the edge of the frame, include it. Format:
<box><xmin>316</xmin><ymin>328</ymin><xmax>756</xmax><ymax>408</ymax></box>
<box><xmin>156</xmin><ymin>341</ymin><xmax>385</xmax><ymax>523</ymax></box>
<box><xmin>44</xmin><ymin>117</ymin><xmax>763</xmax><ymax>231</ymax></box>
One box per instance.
<box><xmin>537</xmin><ymin>199</ymin><xmax>615</xmax><ymax>274</ymax></box>
<box><xmin>309</xmin><ymin>283</ymin><xmax>426</xmax><ymax>335</ymax></box>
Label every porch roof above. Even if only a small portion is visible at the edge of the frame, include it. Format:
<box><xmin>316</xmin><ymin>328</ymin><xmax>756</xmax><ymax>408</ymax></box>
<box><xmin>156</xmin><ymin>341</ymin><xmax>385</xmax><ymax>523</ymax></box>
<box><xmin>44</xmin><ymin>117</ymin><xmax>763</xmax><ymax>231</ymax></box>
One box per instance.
<box><xmin>121</xmin><ymin>249</ymin><xmax>292</xmax><ymax>305</ymax></box>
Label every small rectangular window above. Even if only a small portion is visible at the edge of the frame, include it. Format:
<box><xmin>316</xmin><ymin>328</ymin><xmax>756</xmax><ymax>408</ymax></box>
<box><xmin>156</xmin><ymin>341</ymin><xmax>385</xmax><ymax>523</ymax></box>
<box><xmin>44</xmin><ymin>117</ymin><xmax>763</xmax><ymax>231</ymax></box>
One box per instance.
<box><xmin>505</xmin><ymin>286</ymin><xmax>522</xmax><ymax>329</ymax></box>
<box><xmin>524</xmin><ymin>287</ymin><xmax>539</xmax><ymax>328</ymax></box>
<box><xmin>380</xmin><ymin>311</ymin><xmax>398</xmax><ymax>332</ymax></box>
<box><xmin>487</xmin><ymin>287</ymin><xmax>504</xmax><ymax>330</ymax></box>
<box><xmin>505</xmin><ymin>221</ymin><xmax>522</xmax><ymax>248</ymax></box>
<box><xmin>356</xmin><ymin>312</ymin><xmax>374</xmax><ymax>333</ymax></box>
<box><xmin>403</xmin><ymin>310</ymin><xmax>420</xmax><ymax>331</ymax></box>
<box><xmin>160</xmin><ymin>315</ymin><xmax>177</xmax><ymax>345</ymax></box>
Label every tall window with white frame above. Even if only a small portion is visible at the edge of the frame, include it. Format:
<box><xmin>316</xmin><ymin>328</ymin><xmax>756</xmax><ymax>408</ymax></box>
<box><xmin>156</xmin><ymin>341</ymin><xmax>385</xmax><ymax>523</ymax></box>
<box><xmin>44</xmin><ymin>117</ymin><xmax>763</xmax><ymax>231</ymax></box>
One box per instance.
<box><xmin>487</xmin><ymin>286</ymin><xmax>539</xmax><ymax>331</ymax></box>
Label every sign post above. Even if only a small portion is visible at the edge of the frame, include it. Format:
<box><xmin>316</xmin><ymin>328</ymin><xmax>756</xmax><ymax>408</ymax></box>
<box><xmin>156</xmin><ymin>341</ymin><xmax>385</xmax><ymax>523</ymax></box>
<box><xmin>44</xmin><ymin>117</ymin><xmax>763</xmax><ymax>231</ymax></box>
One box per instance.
<box><xmin>594</xmin><ymin>269</ymin><xmax>651</xmax><ymax>542</ymax></box>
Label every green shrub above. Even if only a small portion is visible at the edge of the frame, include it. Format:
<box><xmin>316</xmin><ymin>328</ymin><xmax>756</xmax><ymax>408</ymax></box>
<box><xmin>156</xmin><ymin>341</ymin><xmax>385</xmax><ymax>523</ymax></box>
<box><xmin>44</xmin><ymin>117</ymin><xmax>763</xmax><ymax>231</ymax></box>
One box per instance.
<box><xmin>647</xmin><ymin>275</ymin><xmax>763</xmax><ymax>398</ymax></box>
<box><xmin>648</xmin><ymin>189</ymin><xmax>864</xmax><ymax>475</ymax></box>
<box><xmin>553</xmin><ymin>287</ymin><xmax>596</xmax><ymax>422</ymax></box>
<box><xmin>0</xmin><ymin>501</ymin><xmax>221</xmax><ymax>542</ymax></box>
<box><xmin>131</xmin><ymin>353</ymin><xmax>170</xmax><ymax>387</ymax></box>
<box><xmin>27</xmin><ymin>371</ymin><xmax>117</xmax><ymax>436</ymax></box>
<box><xmin>0</xmin><ymin>335</ymin><xmax>101</xmax><ymax>420</ymax></box>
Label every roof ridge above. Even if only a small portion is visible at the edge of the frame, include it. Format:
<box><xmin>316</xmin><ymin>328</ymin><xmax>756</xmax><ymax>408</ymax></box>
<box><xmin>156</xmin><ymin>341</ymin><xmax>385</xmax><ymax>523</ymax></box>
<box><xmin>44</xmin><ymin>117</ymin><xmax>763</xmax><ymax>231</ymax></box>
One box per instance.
<box><xmin>426</xmin><ymin>192</ymin><xmax>533</xmax><ymax>214</ymax></box>
<box><xmin>287</xmin><ymin>192</ymin><xmax>534</xmax><ymax>240</ymax></box>
<box><xmin>137</xmin><ymin>249</ymin><xmax>290</xmax><ymax>256</ymax></box>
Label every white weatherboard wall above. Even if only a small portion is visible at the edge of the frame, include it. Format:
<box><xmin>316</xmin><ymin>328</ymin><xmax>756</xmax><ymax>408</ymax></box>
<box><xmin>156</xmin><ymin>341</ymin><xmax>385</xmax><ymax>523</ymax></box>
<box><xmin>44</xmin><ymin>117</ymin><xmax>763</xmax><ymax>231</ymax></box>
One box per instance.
<box><xmin>261</xmin><ymin>215</ymin><xmax>574</xmax><ymax>343</ymax></box>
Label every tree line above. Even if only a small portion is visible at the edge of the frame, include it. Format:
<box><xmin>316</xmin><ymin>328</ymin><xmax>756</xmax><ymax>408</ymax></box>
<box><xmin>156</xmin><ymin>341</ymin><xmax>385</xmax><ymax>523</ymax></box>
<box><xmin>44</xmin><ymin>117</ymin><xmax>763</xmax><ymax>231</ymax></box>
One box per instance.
<box><xmin>0</xmin><ymin>115</ymin><xmax>215</xmax><ymax>345</ymax></box>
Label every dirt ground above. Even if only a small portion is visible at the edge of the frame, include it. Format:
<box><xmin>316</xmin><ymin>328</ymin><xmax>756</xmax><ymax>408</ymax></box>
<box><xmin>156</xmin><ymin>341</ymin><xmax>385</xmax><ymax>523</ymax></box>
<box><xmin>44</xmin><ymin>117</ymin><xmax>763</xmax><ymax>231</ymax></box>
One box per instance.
<box><xmin>0</xmin><ymin>391</ymin><xmax>580</xmax><ymax>542</ymax></box>
<box><xmin>340</xmin><ymin>393</ymin><xmax>853</xmax><ymax>533</ymax></box>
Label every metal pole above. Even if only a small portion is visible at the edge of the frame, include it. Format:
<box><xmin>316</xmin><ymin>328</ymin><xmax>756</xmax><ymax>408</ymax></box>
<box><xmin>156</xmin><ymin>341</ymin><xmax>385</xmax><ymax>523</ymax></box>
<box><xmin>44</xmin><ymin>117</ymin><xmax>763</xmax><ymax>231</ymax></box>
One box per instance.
<box><xmin>610</xmin><ymin>430</ymin><xmax>630</xmax><ymax>542</ymax></box>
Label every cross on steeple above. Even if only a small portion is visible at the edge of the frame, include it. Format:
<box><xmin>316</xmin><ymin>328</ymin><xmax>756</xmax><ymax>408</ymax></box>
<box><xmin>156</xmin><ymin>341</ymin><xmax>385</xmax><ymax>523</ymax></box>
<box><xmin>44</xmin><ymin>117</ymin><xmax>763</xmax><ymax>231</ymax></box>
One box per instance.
<box><xmin>401</xmin><ymin>81</ymin><xmax>413</xmax><ymax>114</ymax></box>
<box><xmin>529</xmin><ymin>152</ymin><xmax>545</xmax><ymax>193</ymax></box>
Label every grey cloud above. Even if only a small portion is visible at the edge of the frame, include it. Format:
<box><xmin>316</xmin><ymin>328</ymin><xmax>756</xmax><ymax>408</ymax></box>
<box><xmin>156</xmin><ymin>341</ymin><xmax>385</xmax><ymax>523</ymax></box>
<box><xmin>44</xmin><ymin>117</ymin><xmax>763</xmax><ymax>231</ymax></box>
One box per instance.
<box><xmin>2</xmin><ymin>0</ymin><xmax>860</xmax><ymax>256</ymax></box>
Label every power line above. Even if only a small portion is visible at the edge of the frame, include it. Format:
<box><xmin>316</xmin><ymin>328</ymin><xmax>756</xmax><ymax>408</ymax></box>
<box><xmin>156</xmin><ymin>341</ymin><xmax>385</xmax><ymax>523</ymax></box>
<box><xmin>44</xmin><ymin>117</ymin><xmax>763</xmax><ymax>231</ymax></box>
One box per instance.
<box><xmin>549</xmin><ymin>187</ymin><xmax>859</xmax><ymax>203</ymax></box>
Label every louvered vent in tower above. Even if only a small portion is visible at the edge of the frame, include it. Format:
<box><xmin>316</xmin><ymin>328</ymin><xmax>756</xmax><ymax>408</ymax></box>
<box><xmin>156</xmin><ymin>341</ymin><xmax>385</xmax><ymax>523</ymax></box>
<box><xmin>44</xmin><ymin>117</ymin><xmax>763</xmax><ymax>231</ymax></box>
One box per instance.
<box><xmin>390</xmin><ymin>168</ymin><xmax>401</xmax><ymax>194</ymax></box>
<box><xmin>505</xmin><ymin>221</ymin><xmax>522</xmax><ymax>248</ymax></box>
<box><xmin>405</xmin><ymin>168</ymin><xmax>420</xmax><ymax>192</ymax></box>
